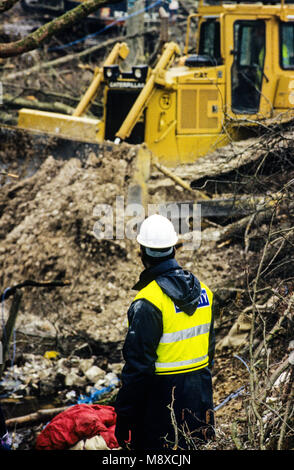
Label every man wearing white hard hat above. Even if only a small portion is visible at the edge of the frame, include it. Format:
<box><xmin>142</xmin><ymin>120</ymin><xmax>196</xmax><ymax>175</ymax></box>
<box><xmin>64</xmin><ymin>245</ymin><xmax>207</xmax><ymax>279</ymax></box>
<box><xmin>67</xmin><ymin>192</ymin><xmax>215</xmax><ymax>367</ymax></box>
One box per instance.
<box><xmin>114</xmin><ymin>214</ymin><xmax>215</xmax><ymax>450</ymax></box>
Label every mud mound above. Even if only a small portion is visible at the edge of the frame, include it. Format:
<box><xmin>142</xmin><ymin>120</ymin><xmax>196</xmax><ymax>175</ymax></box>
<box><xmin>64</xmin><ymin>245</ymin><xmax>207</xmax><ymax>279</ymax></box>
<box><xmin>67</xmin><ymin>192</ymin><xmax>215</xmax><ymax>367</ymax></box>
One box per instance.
<box><xmin>0</xmin><ymin>144</ymin><xmax>142</xmax><ymax>350</ymax></box>
<box><xmin>0</xmin><ymin>137</ymin><xmax>250</xmax><ymax>353</ymax></box>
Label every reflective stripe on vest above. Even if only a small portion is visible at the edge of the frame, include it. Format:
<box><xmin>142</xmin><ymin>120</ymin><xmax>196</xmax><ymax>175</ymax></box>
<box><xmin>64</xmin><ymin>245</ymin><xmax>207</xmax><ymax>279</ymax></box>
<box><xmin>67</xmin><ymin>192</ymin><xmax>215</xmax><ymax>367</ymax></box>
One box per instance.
<box><xmin>133</xmin><ymin>279</ymin><xmax>213</xmax><ymax>375</ymax></box>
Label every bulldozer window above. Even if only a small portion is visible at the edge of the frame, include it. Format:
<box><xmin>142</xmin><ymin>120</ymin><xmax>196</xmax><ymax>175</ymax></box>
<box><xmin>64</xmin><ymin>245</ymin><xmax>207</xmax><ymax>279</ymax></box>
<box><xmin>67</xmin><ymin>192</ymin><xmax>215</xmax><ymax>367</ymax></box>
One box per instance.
<box><xmin>231</xmin><ymin>20</ymin><xmax>265</xmax><ymax>114</ymax></box>
<box><xmin>198</xmin><ymin>20</ymin><xmax>221</xmax><ymax>64</ymax></box>
<box><xmin>280</xmin><ymin>23</ymin><xmax>294</xmax><ymax>69</ymax></box>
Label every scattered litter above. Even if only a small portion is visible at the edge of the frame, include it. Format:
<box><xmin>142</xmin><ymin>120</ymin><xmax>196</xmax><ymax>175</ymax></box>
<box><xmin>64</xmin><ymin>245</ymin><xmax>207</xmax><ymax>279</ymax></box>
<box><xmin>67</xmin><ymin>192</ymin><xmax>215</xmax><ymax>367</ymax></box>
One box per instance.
<box><xmin>0</xmin><ymin>353</ymin><xmax>121</xmax><ymax>400</ymax></box>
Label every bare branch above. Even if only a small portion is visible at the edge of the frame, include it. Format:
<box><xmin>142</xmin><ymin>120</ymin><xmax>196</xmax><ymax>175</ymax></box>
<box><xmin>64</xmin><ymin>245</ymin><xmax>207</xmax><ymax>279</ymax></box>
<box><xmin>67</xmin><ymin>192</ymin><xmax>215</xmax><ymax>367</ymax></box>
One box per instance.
<box><xmin>3</xmin><ymin>26</ymin><xmax>157</xmax><ymax>80</ymax></box>
<box><xmin>0</xmin><ymin>0</ymin><xmax>121</xmax><ymax>58</ymax></box>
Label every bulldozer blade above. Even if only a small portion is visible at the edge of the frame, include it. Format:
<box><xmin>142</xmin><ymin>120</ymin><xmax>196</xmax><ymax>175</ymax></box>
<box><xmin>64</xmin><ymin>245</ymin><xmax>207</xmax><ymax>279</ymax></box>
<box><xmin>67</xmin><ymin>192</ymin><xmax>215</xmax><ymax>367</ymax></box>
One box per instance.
<box><xmin>18</xmin><ymin>109</ymin><xmax>102</xmax><ymax>144</ymax></box>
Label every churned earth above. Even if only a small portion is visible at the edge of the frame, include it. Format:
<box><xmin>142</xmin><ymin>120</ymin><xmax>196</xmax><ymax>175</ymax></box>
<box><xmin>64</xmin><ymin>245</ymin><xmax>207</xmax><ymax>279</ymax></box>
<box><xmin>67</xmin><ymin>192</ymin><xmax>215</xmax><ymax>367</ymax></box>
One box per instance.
<box><xmin>0</xmin><ymin>141</ymin><xmax>269</xmax><ymax>450</ymax></box>
<box><xmin>0</xmin><ymin>2</ymin><xmax>293</xmax><ymax>451</ymax></box>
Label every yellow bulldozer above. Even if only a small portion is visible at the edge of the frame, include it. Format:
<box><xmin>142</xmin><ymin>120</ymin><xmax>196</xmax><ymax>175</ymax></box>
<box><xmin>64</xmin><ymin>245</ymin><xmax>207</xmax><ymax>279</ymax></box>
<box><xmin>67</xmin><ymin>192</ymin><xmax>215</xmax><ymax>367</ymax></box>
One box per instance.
<box><xmin>2</xmin><ymin>0</ymin><xmax>294</xmax><ymax>231</ymax></box>
<box><xmin>14</xmin><ymin>0</ymin><xmax>294</xmax><ymax>169</ymax></box>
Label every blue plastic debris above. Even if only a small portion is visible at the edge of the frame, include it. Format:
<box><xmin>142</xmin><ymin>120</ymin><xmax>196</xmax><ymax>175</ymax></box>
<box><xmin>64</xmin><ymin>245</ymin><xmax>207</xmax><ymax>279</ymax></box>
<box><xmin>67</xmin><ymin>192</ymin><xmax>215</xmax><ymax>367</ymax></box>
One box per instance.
<box><xmin>77</xmin><ymin>378</ymin><xmax>120</xmax><ymax>405</ymax></box>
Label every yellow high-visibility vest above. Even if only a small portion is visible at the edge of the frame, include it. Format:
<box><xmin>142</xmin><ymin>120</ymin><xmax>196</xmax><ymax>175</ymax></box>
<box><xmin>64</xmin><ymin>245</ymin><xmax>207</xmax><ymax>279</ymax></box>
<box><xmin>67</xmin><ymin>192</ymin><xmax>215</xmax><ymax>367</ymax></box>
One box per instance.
<box><xmin>133</xmin><ymin>279</ymin><xmax>213</xmax><ymax>375</ymax></box>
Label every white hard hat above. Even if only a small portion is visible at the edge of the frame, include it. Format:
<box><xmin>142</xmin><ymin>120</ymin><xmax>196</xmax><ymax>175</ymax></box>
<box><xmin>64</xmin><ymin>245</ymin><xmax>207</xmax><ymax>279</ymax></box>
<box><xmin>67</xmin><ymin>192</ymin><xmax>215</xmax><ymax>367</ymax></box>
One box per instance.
<box><xmin>137</xmin><ymin>214</ymin><xmax>178</xmax><ymax>249</ymax></box>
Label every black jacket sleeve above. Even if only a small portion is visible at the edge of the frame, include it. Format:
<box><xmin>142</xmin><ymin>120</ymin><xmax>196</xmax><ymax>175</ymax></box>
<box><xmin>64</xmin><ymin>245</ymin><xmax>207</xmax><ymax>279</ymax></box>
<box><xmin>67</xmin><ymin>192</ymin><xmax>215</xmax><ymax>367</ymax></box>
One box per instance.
<box><xmin>114</xmin><ymin>298</ymin><xmax>163</xmax><ymax>421</ymax></box>
<box><xmin>208</xmin><ymin>298</ymin><xmax>218</xmax><ymax>369</ymax></box>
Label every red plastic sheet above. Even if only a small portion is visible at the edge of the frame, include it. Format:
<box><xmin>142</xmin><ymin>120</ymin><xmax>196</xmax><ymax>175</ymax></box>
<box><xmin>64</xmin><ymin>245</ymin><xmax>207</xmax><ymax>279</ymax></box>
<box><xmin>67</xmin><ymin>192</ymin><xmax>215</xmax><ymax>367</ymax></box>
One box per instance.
<box><xmin>36</xmin><ymin>404</ymin><xmax>119</xmax><ymax>450</ymax></box>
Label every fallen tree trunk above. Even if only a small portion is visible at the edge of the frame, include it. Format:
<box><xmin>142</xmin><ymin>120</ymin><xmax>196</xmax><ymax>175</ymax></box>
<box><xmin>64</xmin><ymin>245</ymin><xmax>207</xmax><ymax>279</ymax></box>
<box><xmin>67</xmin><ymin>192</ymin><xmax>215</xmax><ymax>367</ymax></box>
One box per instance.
<box><xmin>5</xmin><ymin>406</ymin><xmax>69</xmax><ymax>428</ymax></box>
<box><xmin>3</xmin><ymin>93</ymin><xmax>75</xmax><ymax>115</ymax></box>
<box><xmin>161</xmin><ymin>196</ymin><xmax>285</xmax><ymax>248</ymax></box>
<box><xmin>180</xmin><ymin>196</ymin><xmax>292</xmax><ymax>247</ymax></box>
<box><xmin>217</xmin><ymin>206</ymin><xmax>274</xmax><ymax>243</ymax></box>
<box><xmin>2</xmin><ymin>83</ymin><xmax>99</xmax><ymax>109</ymax></box>
<box><xmin>182</xmin><ymin>120</ymin><xmax>294</xmax><ymax>188</ymax></box>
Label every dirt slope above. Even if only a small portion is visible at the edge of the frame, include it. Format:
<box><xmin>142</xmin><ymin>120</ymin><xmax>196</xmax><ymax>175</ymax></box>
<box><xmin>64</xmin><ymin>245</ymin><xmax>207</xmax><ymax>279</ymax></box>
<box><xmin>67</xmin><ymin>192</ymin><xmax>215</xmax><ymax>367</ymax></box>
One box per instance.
<box><xmin>0</xmin><ymin>3</ymin><xmax>293</xmax><ymax>451</ymax></box>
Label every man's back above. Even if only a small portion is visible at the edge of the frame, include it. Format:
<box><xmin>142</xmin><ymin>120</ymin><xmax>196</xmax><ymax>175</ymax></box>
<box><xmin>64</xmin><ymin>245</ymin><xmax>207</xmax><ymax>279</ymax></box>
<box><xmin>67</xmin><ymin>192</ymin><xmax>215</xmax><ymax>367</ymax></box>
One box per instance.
<box><xmin>115</xmin><ymin>258</ymin><xmax>215</xmax><ymax>450</ymax></box>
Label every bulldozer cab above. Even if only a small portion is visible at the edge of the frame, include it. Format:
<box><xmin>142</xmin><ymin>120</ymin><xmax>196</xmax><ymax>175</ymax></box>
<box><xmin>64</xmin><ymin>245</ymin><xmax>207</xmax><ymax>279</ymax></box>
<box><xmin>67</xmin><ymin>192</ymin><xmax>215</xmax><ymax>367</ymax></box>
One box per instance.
<box><xmin>185</xmin><ymin>1</ymin><xmax>294</xmax><ymax>117</ymax></box>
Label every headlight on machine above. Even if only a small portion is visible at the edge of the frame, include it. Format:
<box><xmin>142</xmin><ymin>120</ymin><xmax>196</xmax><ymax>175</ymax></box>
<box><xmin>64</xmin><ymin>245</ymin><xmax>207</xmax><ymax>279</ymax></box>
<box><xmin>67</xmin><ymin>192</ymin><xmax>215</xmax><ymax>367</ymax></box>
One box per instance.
<box><xmin>134</xmin><ymin>68</ymin><xmax>142</xmax><ymax>79</ymax></box>
<box><xmin>132</xmin><ymin>65</ymin><xmax>148</xmax><ymax>82</ymax></box>
<box><xmin>103</xmin><ymin>65</ymin><xmax>120</xmax><ymax>81</ymax></box>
